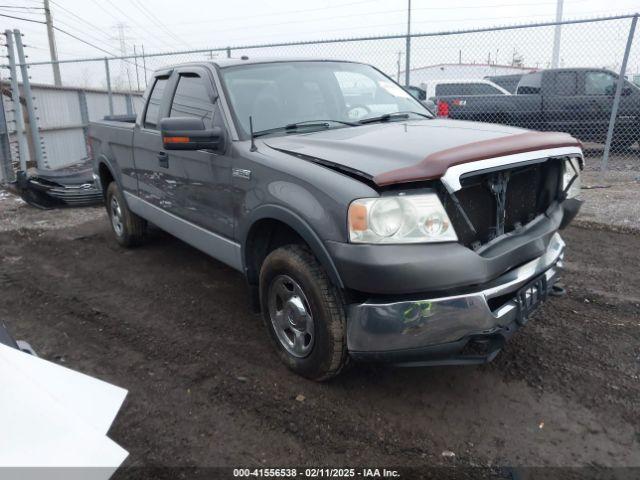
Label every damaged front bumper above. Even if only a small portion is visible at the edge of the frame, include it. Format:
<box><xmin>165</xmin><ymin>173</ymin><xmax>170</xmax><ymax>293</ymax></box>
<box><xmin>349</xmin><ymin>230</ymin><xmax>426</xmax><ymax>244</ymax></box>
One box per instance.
<box><xmin>347</xmin><ymin>233</ymin><xmax>565</xmax><ymax>366</ymax></box>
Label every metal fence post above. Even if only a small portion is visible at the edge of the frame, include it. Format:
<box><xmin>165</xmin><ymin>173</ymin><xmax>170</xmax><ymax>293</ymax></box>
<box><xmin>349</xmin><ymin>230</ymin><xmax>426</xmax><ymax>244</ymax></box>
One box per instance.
<box><xmin>601</xmin><ymin>13</ymin><xmax>637</xmax><ymax>175</ymax></box>
<box><xmin>404</xmin><ymin>0</ymin><xmax>411</xmax><ymax>87</ymax></box>
<box><xmin>77</xmin><ymin>90</ymin><xmax>90</xmax><ymax>158</ymax></box>
<box><xmin>0</xmin><ymin>89</ymin><xmax>13</xmax><ymax>183</ymax></box>
<box><xmin>13</xmin><ymin>29</ymin><xmax>45</xmax><ymax>171</ymax></box>
<box><xmin>226</xmin><ymin>47</ymin><xmax>231</xmax><ymax>58</ymax></box>
<box><xmin>104</xmin><ymin>57</ymin><xmax>114</xmax><ymax>116</ymax></box>
<box><xmin>125</xmin><ymin>94</ymin><xmax>134</xmax><ymax>115</ymax></box>
<box><xmin>4</xmin><ymin>30</ymin><xmax>28</xmax><ymax>172</ymax></box>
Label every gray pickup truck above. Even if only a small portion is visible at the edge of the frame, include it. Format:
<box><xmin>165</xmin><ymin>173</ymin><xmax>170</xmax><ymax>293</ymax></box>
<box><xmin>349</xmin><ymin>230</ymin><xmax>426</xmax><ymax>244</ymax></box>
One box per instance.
<box><xmin>90</xmin><ymin>58</ymin><xmax>584</xmax><ymax>381</ymax></box>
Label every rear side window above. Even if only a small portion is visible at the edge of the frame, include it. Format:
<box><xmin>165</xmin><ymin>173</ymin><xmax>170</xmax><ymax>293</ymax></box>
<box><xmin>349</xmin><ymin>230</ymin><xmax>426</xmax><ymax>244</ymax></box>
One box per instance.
<box><xmin>517</xmin><ymin>72</ymin><xmax>542</xmax><ymax>94</ymax></box>
<box><xmin>144</xmin><ymin>78</ymin><xmax>168</xmax><ymax>129</ymax></box>
<box><xmin>551</xmin><ymin>72</ymin><xmax>578</xmax><ymax>96</ymax></box>
<box><xmin>169</xmin><ymin>74</ymin><xmax>215</xmax><ymax>125</ymax></box>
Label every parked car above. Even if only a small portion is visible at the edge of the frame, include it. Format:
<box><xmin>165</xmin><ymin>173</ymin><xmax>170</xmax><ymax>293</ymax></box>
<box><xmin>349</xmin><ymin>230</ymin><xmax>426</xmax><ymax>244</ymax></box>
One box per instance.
<box><xmin>405</xmin><ymin>85</ymin><xmax>427</xmax><ymax>101</ymax></box>
<box><xmin>436</xmin><ymin>68</ymin><xmax>640</xmax><ymax>150</ymax></box>
<box><xmin>405</xmin><ymin>85</ymin><xmax>436</xmax><ymax>114</ymax></box>
<box><xmin>484</xmin><ymin>73</ymin><xmax>527</xmax><ymax>94</ymax></box>
<box><xmin>421</xmin><ymin>78</ymin><xmax>511</xmax><ymax>100</ymax></box>
<box><xmin>90</xmin><ymin>58</ymin><xmax>583</xmax><ymax>380</ymax></box>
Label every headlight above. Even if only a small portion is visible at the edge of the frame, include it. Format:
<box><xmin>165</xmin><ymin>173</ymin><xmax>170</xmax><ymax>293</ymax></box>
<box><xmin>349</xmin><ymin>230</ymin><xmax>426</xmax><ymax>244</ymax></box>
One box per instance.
<box><xmin>562</xmin><ymin>157</ymin><xmax>582</xmax><ymax>199</ymax></box>
<box><xmin>348</xmin><ymin>193</ymin><xmax>458</xmax><ymax>244</ymax></box>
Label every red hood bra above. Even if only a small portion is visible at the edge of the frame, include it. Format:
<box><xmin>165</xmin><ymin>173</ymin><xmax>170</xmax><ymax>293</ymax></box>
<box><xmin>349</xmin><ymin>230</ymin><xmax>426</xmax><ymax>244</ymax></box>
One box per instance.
<box><xmin>373</xmin><ymin>131</ymin><xmax>582</xmax><ymax>187</ymax></box>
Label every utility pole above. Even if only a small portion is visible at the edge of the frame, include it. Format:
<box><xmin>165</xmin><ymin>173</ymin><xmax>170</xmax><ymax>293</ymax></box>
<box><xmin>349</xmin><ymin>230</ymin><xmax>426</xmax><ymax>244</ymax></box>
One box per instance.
<box><xmin>404</xmin><ymin>0</ymin><xmax>411</xmax><ymax>87</ymax></box>
<box><xmin>114</xmin><ymin>23</ymin><xmax>133</xmax><ymax>91</ymax></box>
<box><xmin>141</xmin><ymin>43</ymin><xmax>148</xmax><ymax>89</ymax></box>
<box><xmin>551</xmin><ymin>0</ymin><xmax>564</xmax><ymax>68</ymax></box>
<box><xmin>133</xmin><ymin>44</ymin><xmax>141</xmax><ymax>92</ymax></box>
<box><xmin>43</xmin><ymin>0</ymin><xmax>62</xmax><ymax>86</ymax></box>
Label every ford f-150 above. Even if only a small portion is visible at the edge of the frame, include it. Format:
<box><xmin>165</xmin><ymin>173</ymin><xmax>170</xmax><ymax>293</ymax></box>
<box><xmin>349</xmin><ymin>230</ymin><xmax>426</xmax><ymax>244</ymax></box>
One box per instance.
<box><xmin>90</xmin><ymin>58</ymin><xmax>583</xmax><ymax>380</ymax></box>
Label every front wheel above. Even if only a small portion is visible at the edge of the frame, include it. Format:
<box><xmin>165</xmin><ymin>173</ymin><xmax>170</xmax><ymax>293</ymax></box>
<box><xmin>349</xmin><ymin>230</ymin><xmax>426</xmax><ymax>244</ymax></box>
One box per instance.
<box><xmin>259</xmin><ymin>245</ymin><xmax>348</xmax><ymax>381</ymax></box>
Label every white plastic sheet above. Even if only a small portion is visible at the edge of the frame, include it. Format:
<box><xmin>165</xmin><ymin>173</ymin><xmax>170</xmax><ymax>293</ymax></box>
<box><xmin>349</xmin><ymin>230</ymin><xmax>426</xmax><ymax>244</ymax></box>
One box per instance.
<box><xmin>0</xmin><ymin>344</ymin><xmax>129</xmax><ymax>479</ymax></box>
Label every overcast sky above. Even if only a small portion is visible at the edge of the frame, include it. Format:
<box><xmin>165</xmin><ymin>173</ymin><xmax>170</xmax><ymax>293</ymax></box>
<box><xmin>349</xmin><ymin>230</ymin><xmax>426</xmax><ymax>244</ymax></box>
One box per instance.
<box><xmin>2</xmin><ymin>0</ymin><xmax>640</xmax><ymax>87</ymax></box>
<box><xmin>1</xmin><ymin>0</ymin><xmax>637</xmax><ymax>58</ymax></box>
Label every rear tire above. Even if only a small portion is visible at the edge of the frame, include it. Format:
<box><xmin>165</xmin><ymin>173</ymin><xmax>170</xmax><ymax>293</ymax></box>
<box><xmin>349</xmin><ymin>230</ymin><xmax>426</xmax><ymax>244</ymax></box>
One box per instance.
<box><xmin>105</xmin><ymin>182</ymin><xmax>146</xmax><ymax>247</ymax></box>
<box><xmin>259</xmin><ymin>244</ymin><xmax>348</xmax><ymax>381</ymax></box>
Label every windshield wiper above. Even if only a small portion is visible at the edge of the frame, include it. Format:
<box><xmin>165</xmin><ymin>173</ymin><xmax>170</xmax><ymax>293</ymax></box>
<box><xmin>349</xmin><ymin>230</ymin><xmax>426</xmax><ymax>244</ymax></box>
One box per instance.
<box><xmin>253</xmin><ymin>119</ymin><xmax>358</xmax><ymax>138</ymax></box>
<box><xmin>358</xmin><ymin>111</ymin><xmax>432</xmax><ymax>125</ymax></box>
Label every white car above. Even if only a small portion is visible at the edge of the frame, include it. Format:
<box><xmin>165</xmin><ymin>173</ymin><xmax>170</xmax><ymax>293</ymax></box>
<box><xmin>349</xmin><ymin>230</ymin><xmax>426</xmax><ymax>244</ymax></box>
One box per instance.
<box><xmin>420</xmin><ymin>78</ymin><xmax>511</xmax><ymax>100</ymax></box>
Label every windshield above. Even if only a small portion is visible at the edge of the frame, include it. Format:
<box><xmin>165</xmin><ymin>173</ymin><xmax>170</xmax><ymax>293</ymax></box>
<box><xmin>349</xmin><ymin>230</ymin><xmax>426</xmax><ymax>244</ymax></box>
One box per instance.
<box><xmin>220</xmin><ymin>61</ymin><xmax>432</xmax><ymax>137</ymax></box>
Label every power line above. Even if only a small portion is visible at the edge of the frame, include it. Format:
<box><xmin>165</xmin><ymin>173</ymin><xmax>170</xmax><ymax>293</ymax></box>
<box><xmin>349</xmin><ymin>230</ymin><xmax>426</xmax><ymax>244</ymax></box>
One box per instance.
<box><xmin>125</xmin><ymin>0</ymin><xmax>591</xmax><ymax>42</ymax></box>
<box><xmin>145</xmin><ymin>0</ymin><xmax>387</xmax><ymax>28</ymax></box>
<box><xmin>87</xmin><ymin>0</ymin><xmax>120</xmax><ymax>22</ymax></box>
<box><xmin>0</xmin><ymin>12</ymin><xmax>44</xmax><ymax>23</ymax></box>
<box><xmin>48</xmin><ymin>0</ymin><xmax>114</xmax><ymax>42</ymax></box>
<box><xmin>47</xmin><ymin>1</ymin><xmax>169</xmax><ymax>52</ymax></box>
<box><xmin>53</xmin><ymin>25</ymin><xmax>153</xmax><ymax>74</ymax></box>
<box><xmin>130</xmin><ymin>0</ymin><xmax>190</xmax><ymax>49</ymax></box>
<box><xmin>102</xmin><ymin>0</ymin><xmax>176</xmax><ymax>50</ymax></box>
<box><xmin>52</xmin><ymin>25</ymin><xmax>122</xmax><ymax>57</ymax></box>
<box><xmin>0</xmin><ymin>5</ymin><xmax>44</xmax><ymax>9</ymax></box>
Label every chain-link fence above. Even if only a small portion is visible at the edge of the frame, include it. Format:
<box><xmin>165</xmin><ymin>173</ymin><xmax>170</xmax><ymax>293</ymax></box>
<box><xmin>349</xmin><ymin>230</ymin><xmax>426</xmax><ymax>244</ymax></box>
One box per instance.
<box><xmin>1</xmin><ymin>14</ymin><xmax>639</xmax><ymax>178</ymax></box>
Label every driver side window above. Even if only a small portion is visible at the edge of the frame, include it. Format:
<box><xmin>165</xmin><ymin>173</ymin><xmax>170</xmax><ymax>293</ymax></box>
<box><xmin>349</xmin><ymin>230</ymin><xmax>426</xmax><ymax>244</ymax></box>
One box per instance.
<box><xmin>585</xmin><ymin>71</ymin><xmax>616</xmax><ymax>95</ymax></box>
<box><xmin>169</xmin><ymin>74</ymin><xmax>215</xmax><ymax>126</ymax></box>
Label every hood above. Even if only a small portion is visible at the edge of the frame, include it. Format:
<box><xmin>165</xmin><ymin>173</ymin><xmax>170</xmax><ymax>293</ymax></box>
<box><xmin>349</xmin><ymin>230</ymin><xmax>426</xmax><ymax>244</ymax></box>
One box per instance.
<box><xmin>263</xmin><ymin>119</ymin><xmax>580</xmax><ymax>186</ymax></box>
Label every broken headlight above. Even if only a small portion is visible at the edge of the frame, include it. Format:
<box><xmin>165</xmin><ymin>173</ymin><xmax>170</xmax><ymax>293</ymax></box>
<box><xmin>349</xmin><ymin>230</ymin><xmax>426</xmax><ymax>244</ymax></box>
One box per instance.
<box><xmin>562</xmin><ymin>157</ymin><xmax>582</xmax><ymax>199</ymax></box>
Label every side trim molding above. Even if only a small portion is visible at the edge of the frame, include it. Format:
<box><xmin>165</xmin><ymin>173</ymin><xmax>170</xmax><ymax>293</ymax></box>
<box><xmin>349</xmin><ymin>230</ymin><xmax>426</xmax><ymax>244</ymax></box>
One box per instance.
<box><xmin>124</xmin><ymin>192</ymin><xmax>243</xmax><ymax>271</ymax></box>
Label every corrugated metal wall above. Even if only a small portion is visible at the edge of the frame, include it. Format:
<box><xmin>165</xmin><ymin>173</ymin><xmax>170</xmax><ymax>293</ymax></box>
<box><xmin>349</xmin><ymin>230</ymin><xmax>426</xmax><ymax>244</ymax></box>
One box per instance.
<box><xmin>3</xmin><ymin>83</ymin><xmax>142</xmax><ymax>171</ymax></box>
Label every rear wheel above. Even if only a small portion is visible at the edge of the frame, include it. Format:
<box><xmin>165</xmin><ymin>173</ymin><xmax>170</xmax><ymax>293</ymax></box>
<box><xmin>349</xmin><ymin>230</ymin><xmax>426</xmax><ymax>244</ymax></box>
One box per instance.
<box><xmin>259</xmin><ymin>245</ymin><xmax>348</xmax><ymax>381</ymax></box>
<box><xmin>105</xmin><ymin>182</ymin><xmax>146</xmax><ymax>247</ymax></box>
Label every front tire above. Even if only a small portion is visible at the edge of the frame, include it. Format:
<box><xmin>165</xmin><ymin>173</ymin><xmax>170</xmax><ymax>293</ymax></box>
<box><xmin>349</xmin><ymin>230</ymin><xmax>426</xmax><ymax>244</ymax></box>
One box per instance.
<box><xmin>105</xmin><ymin>182</ymin><xmax>146</xmax><ymax>247</ymax></box>
<box><xmin>259</xmin><ymin>245</ymin><xmax>348</xmax><ymax>381</ymax></box>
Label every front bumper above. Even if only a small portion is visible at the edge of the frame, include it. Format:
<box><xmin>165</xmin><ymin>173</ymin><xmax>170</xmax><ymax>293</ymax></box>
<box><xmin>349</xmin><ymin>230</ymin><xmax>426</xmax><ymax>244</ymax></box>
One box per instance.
<box><xmin>347</xmin><ymin>233</ymin><xmax>565</xmax><ymax>365</ymax></box>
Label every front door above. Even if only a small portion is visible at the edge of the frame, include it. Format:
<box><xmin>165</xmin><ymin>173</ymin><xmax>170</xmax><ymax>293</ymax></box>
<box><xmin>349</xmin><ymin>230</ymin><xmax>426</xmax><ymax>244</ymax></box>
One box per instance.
<box><xmin>163</xmin><ymin>67</ymin><xmax>234</xmax><ymax>240</ymax></box>
<box><xmin>132</xmin><ymin>73</ymin><xmax>184</xmax><ymax>215</ymax></box>
<box><xmin>580</xmin><ymin>70</ymin><xmax>640</xmax><ymax>145</ymax></box>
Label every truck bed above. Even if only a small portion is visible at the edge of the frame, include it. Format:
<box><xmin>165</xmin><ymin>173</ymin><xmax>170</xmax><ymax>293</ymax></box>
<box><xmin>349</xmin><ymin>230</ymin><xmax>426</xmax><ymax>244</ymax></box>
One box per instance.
<box><xmin>89</xmin><ymin>119</ymin><xmax>136</xmax><ymax>191</ymax></box>
<box><xmin>437</xmin><ymin>94</ymin><xmax>543</xmax><ymax>129</ymax></box>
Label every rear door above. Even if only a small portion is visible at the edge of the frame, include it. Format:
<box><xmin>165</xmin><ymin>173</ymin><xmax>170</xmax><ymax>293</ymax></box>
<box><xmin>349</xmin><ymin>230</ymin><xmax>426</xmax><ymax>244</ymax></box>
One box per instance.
<box><xmin>132</xmin><ymin>71</ymin><xmax>181</xmax><ymax>213</ymax></box>
<box><xmin>165</xmin><ymin>66</ymin><xmax>234</xmax><ymax>239</ymax></box>
<box><xmin>541</xmin><ymin>70</ymin><xmax>583</xmax><ymax>137</ymax></box>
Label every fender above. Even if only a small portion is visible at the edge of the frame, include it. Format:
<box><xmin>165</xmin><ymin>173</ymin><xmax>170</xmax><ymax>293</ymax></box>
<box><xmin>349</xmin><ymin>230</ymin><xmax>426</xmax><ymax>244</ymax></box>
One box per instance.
<box><xmin>95</xmin><ymin>154</ymin><xmax>135</xmax><ymax>208</ymax></box>
<box><xmin>96</xmin><ymin>154</ymin><xmax>122</xmax><ymax>190</ymax></box>
<box><xmin>240</xmin><ymin>204</ymin><xmax>344</xmax><ymax>289</ymax></box>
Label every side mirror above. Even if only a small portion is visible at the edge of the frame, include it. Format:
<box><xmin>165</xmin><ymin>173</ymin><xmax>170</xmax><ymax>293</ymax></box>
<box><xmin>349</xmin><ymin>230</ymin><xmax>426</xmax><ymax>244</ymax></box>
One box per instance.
<box><xmin>160</xmin><ymin>117</ymin><xmax>224</xmax><ymax>151</ymax></box>
<box><xmin>622</xmin><ymin>85</ymin><xmax>633</xmax><ymax>96</ymax></box>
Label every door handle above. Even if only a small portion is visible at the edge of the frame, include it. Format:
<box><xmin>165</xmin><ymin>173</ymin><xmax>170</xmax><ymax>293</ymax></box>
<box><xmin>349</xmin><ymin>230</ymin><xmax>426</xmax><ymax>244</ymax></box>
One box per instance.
<box><xmin>157</xmin><ymin>151</ymin><xmax>169</xmax><ymax>168</ymax></box>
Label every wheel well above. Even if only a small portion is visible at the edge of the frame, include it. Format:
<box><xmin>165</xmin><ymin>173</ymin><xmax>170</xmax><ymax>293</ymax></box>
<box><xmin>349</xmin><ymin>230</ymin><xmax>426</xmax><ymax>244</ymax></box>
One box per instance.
<box><xmin>245</xmin><ymin>219</ymin><xmax>306</xmax><ymax>285</ymax></box>
<box><xmin>98</xmin><ymin>162</ymin><xmax>114</xmax><ymax>198</ymax></box>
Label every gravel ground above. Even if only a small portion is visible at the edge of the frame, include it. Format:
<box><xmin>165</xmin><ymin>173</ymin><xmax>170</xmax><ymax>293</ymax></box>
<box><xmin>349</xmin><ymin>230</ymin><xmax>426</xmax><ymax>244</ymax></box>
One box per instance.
<box><xmin>578</xmin><ymin>151</ymin><xmax>640</xmax><ymax>233</ymax></box>
<box><xmin>0</xmin><ymin>186</ymin><xmax>638</xmax><ymax>477</ymax></box>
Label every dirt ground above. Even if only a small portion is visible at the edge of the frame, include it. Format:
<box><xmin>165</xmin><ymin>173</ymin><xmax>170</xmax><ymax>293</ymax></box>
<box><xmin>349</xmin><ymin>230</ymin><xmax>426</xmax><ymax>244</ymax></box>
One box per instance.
<box><xmin>0</xmin><ymin>195</ymin><xmax>639</xmax><ymax>477</ymax></box>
